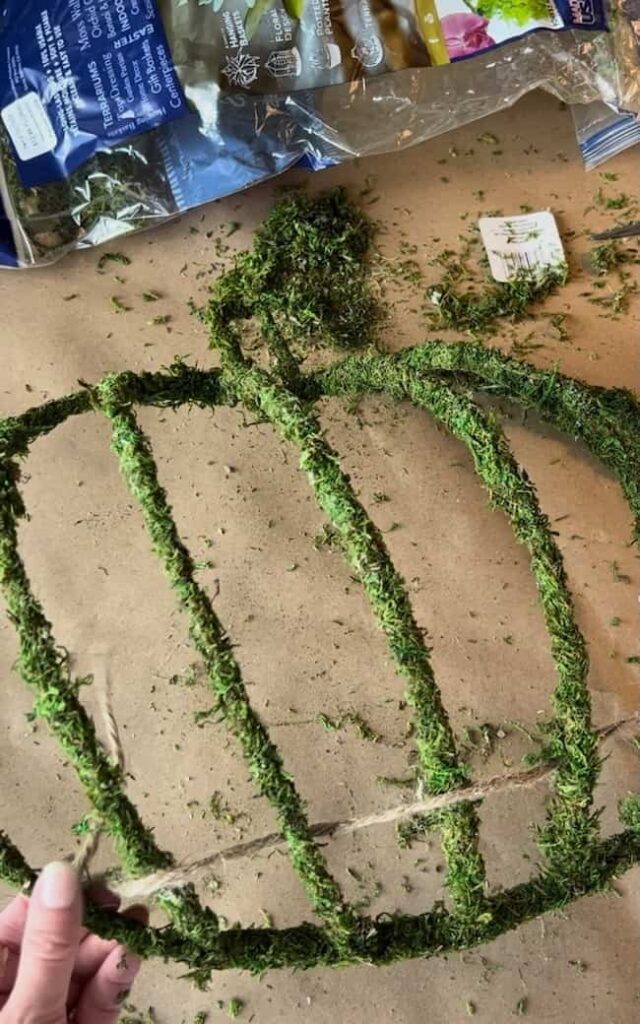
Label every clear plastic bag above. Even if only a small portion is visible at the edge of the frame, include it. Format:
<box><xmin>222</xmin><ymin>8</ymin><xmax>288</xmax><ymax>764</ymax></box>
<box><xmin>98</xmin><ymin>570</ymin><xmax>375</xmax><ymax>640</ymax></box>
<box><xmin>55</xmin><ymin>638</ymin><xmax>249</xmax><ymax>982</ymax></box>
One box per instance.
<box><xmin>0</xmin><ymin>0</ymin><xmax>622</xmax><ymax>267</ymax></box>
<box><xmin>572</xmin><ymin>98</ymin><xmax>640</xmax><ymax>167</ymax></box>
<box><xmin>609</xmin><ymin>0</ymin><xmax>640</xmax><ymax>113</ymax></box>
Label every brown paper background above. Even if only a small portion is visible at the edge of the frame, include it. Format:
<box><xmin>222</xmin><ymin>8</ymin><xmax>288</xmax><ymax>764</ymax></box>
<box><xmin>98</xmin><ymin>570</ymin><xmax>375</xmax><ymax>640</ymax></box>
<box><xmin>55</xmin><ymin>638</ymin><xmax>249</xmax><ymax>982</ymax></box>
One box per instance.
<box><xmin>1</xmin><ymin>91</ymin><xmax>640</xmax><ymax>1022</ymax></box>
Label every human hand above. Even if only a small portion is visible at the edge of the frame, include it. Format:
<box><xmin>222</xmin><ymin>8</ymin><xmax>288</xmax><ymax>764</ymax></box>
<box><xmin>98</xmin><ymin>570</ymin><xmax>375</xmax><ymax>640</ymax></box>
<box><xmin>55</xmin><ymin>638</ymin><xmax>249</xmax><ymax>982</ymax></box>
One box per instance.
<box><xmin>0</xmin><ymin>861</ymin><xmax>142</xmax><ymax>1023</ymax></box>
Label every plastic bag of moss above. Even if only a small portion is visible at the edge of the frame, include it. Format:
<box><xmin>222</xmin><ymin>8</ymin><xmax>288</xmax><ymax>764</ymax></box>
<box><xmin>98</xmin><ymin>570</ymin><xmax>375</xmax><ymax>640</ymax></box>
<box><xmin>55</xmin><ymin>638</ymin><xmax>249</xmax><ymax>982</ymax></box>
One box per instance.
<box><xmin>0</xmin><ymin>0</ymin><xmax>624</xmax><ymax>266</ymax></box>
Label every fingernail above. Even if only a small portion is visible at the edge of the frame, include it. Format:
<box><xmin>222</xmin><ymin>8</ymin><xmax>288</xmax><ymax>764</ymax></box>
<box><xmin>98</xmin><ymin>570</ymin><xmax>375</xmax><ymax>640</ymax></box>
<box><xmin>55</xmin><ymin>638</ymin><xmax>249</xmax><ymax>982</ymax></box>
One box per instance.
<box><xmin>40</xmin><ymin>861</ymin><xmax>78</xmax><ymax>909</ymax></box>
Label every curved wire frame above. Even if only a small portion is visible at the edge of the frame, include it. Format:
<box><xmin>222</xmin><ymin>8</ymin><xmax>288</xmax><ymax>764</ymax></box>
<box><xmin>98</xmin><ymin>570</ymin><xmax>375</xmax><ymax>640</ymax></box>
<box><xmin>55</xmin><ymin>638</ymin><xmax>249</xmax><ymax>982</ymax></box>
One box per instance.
<box><xmin>1</xmin><ymin>339</ymin><xmax>640</xmax><ymax>977</ymax></box>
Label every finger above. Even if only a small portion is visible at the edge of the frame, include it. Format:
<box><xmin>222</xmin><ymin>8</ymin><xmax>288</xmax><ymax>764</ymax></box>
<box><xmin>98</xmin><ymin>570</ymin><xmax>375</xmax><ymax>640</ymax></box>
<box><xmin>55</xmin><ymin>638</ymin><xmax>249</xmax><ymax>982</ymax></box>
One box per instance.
<box><xmin>74</xmin><ymin>888</ymin><xmax>122</xmax><ymax>979</ymax></box>
<box><xmin>0</xmin><ymin>886</ymin><xmax>125</xmax><ymax>994</ymax></box>
<box><xmin>0</xmin><ymin>896</ymin><xmax>28</xmax><ymax>994</ymax></box>
<box><xmin>0</xmin><ymin>894</ymin><xmax>28</xmax><ymax>946</ymax></box>
<box><xmin>4</xmin><ymin>861</ymin><xmax>82</xmax><ymax>1020</ymax></box>
<box><xmin>75</xmin><ymin>944</ymin><xmax>142</xmax><ymax>1024</ymax></box>
<box><xmin>68</xmin><ymin>896</ymin><xmax>147</xmax><ymax>1009</ymax></box>
<box><xmin>74</xmin><ymin>934</ymin><xmax>119</xmax><ymax>983</ymax></box>
<box><xmin>0</xmin><ymin>947</ymin><xmax>19</xmax><ymax>996</ymax></box>
<box><xmin>70</xmin><ymin>904</ymin><xmax>148</xmax><ymax>1015</ymax></box>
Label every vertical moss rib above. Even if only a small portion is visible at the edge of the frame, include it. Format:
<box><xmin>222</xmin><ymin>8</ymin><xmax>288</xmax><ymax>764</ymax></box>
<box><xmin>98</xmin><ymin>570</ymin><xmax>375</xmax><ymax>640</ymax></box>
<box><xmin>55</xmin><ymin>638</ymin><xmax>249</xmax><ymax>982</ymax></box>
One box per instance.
<box><xmin>0</xmin><ymin>461</ymin><xmax>172</xmax><ymax>877</ymax></box>
<box><xmin>316</xmin><ymin>357</ymin><xmax>600</xmax><ymax>882</ymax></box>
<box><xmin>404</xmin><ymin>376</ymin><xmax>599</xmax><ymax>884</ymax></box>
<box><xmin>95</xmin><ymin>383</ymin><xmax>357</xmax><ymax>949</ymax></box>
<box><xmin>227</xmin><ymin>364</ymin><xmax>487</xmax><ymax>919</ymax></box>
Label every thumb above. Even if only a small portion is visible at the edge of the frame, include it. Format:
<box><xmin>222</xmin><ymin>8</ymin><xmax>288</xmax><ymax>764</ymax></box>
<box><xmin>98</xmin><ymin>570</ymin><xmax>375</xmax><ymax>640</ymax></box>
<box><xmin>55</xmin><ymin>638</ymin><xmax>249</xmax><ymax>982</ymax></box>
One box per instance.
<box><xmin>5</xmin><ymin>861</ymin><xmax>82</xmax><ymax>1020</ymax></box>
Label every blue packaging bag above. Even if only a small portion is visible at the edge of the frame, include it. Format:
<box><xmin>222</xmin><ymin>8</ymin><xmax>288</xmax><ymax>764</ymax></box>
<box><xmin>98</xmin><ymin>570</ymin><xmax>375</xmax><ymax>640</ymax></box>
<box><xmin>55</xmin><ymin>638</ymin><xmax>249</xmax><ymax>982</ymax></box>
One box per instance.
<box><xmin>0</xmin><ymin>0</ymin><xmax>615</xmax><ymax>266</ymax></box>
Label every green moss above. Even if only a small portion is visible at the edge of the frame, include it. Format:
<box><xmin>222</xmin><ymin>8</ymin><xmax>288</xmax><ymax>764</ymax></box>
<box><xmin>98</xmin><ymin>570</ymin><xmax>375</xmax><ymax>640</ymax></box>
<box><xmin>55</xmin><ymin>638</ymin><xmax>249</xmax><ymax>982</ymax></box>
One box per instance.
<box><xmin>315</xmin><ymin>354</ymin><xmax>599</xmax><ymax>881</ymax></box>
<box><xmin>427</xmin><ymin>263</ymin><xmax>567</xmax><ymax>338</ymax></box>
<box><xmin>203</xmin><ymin>187</ymin><xmax>383</xmax><ymax>376</ymax></box>
<box><xmin>0</xmin><ymin>830</ymin><xmax>35</xmax><ymax>890</ymax></box>
<box><xmin>0</xmin><ymin>464</ymin><xmax>171</xmax><ymax>878</ymax></box>
<box><xmin>95</xmin><ymin>381</ymin><xmax>357</xmax><ymax>951</ymax></box>
<box><xmin>0</xmin><ymin>190</ymin><xmax>638</xmax><ymax>976</ymax></box>
<box><xmin>589</xmin><ymin>240</ymin><xmax>628</xmax><ymax>276</ymax></box>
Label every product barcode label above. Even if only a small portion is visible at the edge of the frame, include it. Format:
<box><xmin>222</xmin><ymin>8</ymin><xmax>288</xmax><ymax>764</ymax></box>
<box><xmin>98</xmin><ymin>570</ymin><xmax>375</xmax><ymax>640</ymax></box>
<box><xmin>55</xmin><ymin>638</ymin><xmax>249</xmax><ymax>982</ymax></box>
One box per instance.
<box><xmin>479</xmin><ymin>212</ymin><xmax>565</xmax><ymax>283</ymax></box>
<box><xmin>1</xmin><ymin>92</ymin><xmax>57</xmax><ymax>162</ymax></box>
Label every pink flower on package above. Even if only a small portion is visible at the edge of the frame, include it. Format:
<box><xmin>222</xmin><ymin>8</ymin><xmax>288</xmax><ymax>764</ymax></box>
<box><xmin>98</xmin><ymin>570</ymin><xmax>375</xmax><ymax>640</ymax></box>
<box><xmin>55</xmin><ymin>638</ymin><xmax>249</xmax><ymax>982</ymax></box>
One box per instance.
<box><xmin>441</xmin><ymin>12</ymin><xmax>495</xmax><ymax>58</ymax></box>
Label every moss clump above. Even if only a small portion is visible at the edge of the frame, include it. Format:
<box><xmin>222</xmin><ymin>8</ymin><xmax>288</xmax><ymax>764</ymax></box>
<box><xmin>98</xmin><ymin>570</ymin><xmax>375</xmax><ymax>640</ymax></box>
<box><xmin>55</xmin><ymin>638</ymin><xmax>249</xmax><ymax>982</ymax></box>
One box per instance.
<box><xmin>205</xmin><ymin>188</ymin><xmax>382</xmax><ymax>375</ymax></box>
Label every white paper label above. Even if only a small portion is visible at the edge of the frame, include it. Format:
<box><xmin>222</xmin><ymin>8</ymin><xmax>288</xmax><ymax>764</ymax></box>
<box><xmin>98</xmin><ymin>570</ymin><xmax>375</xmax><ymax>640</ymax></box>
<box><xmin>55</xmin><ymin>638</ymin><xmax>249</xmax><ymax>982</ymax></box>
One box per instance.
<box><xmin>1</xmin><ymin>93</ymin><xmax>57</xmax><ymax>162</ymax></box>
<box><xmin>479</xmin><ymin>212</ymin><xmax>565</xmax><ymax>283</ymax></box>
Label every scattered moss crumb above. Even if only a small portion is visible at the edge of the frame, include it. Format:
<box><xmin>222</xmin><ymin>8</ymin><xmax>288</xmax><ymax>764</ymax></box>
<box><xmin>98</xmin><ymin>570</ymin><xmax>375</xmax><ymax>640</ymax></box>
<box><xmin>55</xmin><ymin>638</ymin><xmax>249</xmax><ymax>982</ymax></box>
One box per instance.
<box><xmin>589</xmin><ymin>240</ymin><xmax>628</xmax><ymax>276</ymax></box>
<box><xmin>610</xmin><ymin>560</ymin><xmax>632</xmax><ymax>584</ymax></box>
<box><xmin>318</xmin><ymin>711</ymin><xmax>383</xmax><ymax>743</ymax></box>
<box><xmin>98</xmin><ymin>250</ymin><xmax>131</xmax><ymax>270</ymax></box>
<box><xmin>209</xmin><ymin>791</ymin><xmax>245</xmax><ymax>826</ymax></box>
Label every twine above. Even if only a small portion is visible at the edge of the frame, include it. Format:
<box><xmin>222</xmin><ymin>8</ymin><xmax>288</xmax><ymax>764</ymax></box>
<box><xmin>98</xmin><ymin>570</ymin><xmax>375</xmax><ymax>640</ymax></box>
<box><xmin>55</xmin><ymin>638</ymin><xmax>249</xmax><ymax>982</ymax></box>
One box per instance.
<box><xmin>110</xmin><ymin>712</ymin><xmax>639</xmax><ymax>902</ymax></box>
<box><xmin>73</xmin><ymin>651</ymin><xmax>124</xmax><ymax>876</ymax></box>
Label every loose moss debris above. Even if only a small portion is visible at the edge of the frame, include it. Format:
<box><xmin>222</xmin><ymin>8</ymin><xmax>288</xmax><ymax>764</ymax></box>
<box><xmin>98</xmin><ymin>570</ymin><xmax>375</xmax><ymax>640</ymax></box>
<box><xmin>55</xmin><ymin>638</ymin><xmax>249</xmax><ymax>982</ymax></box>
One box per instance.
<box><xmin>98</xmin><ymin>251</ymin><xmax>132</xmax><ymax>271</ymax></box>
<box><xmin>0</xmin><ymin>129</ymin><xmax>175</xmax><ymax>263</ymax></box>
<box><xmin>318</xmin><ymin>711</ymin><xmax>383</xmax><ymax>743</ymax></box>
<box><xmin>120</xmin><ymin>1006</ymin><xmax>157</xmax><ymax>1024</ymax></box>
<box><xmin>427</xmin><ymin>265</ymin><xmax>567</xmax><ymax>338</ymax></box>
<box><xmin>611</xmin><ymin>560</ymin><xmax>632</xmax><ymax>584</ymax></box>
<box><xmin>589</xmin><ymin>240</ymin><xmax>628</xmax><ymax>276</ymax></box>
<box><xmin>209</xmin><ymin>792</ymin><xmax>247</xmax><ymax>827</ymax></box>
<box><xmin>1</xmin><ymin>189</ymin><xmax>639</xmax><ymax>978</ymax></box>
